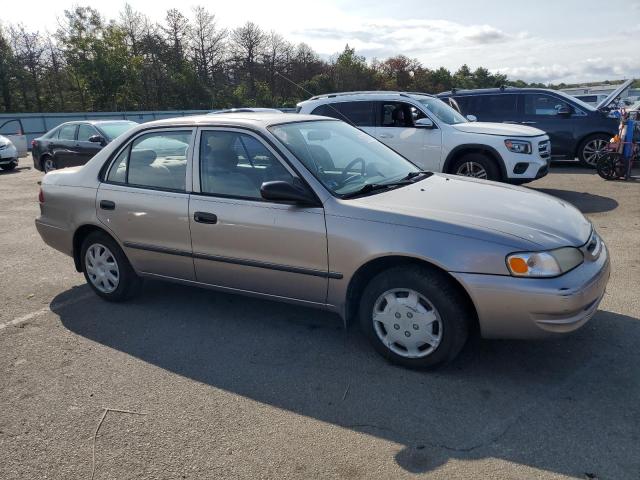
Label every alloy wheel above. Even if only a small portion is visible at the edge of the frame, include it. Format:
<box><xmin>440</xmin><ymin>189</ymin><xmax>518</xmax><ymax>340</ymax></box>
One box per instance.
<box><xmin>455</xmin><ymin>161</ymin><xmax>488</xmax><ymax>179</ymax></box>
<box><xmin>85</xmin><ymin>243</ymin><xmax>120</xmax><ymax>293</ymax></box>
<box><xmin>372</xmin><ymin>288</ymin><xmax>443</xmax><ymax>358</ymax></box>
<box><xmin>582</xmin><ymin>139</ymin><xmax>608</xmax><ymax>166</ymax></box>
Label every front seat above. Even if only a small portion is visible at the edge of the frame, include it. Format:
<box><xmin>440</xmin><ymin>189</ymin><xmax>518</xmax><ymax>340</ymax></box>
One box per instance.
<box><xmin>308</xmin><ymin>144</ymin><xmax>335</xmax><ymax>172</ymax></box>
<box><xmin>202</xmin><ymin>139</ymin><xmax>259</xmax><ymax>198</ymax></box>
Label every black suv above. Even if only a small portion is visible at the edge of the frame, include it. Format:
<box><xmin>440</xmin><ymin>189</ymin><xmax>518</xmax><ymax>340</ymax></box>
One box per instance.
<box><xmin>438</xmin><ymin>85</ymin><xmax>626</xmax><ymax>167</ymax></box>
<box><xmin>32</xmin><ymin>120</ymin><xmax>138</xmax><ymax>173</ymax></box>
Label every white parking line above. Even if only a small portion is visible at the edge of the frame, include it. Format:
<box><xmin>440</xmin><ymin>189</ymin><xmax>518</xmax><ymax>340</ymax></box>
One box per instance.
<box><xmin>0</xmin><ymin>292</ymin><xmax>94</xmax><ymax>331</ymax></box>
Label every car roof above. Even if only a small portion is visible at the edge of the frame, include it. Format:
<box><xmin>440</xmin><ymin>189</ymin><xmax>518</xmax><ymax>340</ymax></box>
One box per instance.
<box><xmin>140</xmin><ymin>113</ymin><xmax>328</xmax><ymax>129</ymax></box>
<box><xmin>438</xmin><ymin>87</ymin><xmax>555</xmax><ymax>96</ymax></box>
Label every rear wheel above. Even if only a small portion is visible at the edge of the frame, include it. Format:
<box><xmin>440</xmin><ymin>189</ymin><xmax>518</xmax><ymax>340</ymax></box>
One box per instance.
<box><xmin>451</xmin><ymin>153</ymin><xmax>501</xmax><ymax>181</ymax></box>
<box><xmin>578</xmin><ymin>134</ymin><xmax>610</xmax><ymax>168</ymax></box>
<box><xmin>81</xmin><ymin>231</ymin><xmax>141</xmax><ymax>302</ymax></box>
<box><xmin>42</xmin><ymin>156</ymin><xmax>56</xmax><ymax>173</ymax></box>
<box><xmin>359</xmin><ymin>266</ymin><xmax>471</xmax><ymax>369</ymax></box>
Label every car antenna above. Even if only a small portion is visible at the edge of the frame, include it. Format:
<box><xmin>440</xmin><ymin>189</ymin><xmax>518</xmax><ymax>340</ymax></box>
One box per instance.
<box><xmin>274</xmin><ymin>71</ymin><xmax>362</xmax><ymax>130</ymax></box>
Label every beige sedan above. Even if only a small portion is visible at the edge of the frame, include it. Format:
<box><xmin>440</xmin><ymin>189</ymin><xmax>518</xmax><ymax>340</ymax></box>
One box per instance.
<box><xmin>36</xmin><ymin>114</ymin><xmax>610</xmax><ymax>368</ymax></box>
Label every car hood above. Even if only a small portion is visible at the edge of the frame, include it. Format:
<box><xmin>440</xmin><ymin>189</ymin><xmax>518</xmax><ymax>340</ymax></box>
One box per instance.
<box><xmin>348</xmin><ymin>174</ymin><xmax>591</xmax><ymax>250</ymax></box>
<box><xmin>452</xmin><ymin>122</ymin><xmax>546</xmax><ymax>137</ymax></box>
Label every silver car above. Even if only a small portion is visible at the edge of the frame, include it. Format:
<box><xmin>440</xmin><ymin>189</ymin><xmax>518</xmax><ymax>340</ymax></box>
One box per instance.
<box><xmin>35</xmin><ymin>113</ymin><xmax>610</xmax><ymax>368</ymax></box>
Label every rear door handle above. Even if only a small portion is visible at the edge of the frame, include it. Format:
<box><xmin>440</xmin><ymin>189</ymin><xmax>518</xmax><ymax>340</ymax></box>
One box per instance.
<box><xmin>503</xmin><ymin>121</ymin><xmax>519</xmax><ymax>124</ymax></box>
<box><xmin>378</xmin><ymin>133</ymin><xmax>393</xmax><ymax>139</ymax></box>
<box><xmin>521</xmin><ymin>121</ymin><xmax>537</xmax><ymax>125</ymax></box>
<box><xmin>99</xmin><ymin>200</ymin><xmax>115</xmax><ymax>210</ymax></box>
<box><xmin>194</xmin><ymin>211</ymin><xmax>218</xmax><ymax>224</ymax></box>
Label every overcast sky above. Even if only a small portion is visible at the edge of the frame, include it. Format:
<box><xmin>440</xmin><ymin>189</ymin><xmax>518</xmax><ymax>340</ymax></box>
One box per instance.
<box><xmin>4</xmin><ymin>0</ymin><xmax>640</xmax><ymax>84</ymax></box>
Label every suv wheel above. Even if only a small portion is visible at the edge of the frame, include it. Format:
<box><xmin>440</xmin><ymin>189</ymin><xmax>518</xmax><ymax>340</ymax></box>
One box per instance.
<box><xmin>81</xmin><ymin>231</ymin><xmax>142</xmax><ymax>301</ymax></box>
<box><xmin>359</xmin><ymin>266</ymin><xmax>471</xmax><ymax>369</ymax></box>
<box><xmin>451</xmin><ymin>153</ymin><xmax>501</xmax><ymax>181</ymax></box>
<box><xmin>578</xmin><ymin>134</ymin><xmax>610</xmax><ymax>168</ymax></box>
<box><xmin>1</xmin><ymin>162</ymin><xmax>16</xmax><ymax>171</ymax></box>
<box><xmin>42</xmin><ymin>156</ymin><xmax>56</xmax><ymax>173</ymax></box>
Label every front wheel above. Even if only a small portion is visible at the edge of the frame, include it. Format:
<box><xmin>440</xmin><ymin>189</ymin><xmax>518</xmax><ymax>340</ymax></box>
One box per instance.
<box><xmin>81</xmin><ymin>231</ymin><xmax>142</xmax><ymax>301</ymax></box>
<box><xmin>1</xmin><ymin>162</ymin><xmax>16</xmax><ymax>171</ymax></box>
<box><xmin>578</xmin><ymin>134</ymin><xmax>610</xmax><ymax>168</ymax></box>
<box><xmin>359</xmin><ymin>266</ymin><xmax>471</xmax><ymax>369</ymax></box>
<box><xmin>451</xmin><ymin>153</ymin><xmax>501</xmax><ymax>181</ymax></box>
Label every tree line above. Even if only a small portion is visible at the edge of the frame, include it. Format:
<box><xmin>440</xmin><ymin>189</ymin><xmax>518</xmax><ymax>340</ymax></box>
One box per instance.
<box><xmin>0</xmin><ymin>5</ymin><xmax>551</xmax><ymax>113</ymax></box>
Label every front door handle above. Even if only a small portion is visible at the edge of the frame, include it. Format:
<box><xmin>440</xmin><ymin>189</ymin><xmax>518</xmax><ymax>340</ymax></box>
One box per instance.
<box><xmin>194</xmin><ymin>211</ymin><xmax>218</xmax><ymax>224</ymax></box>
<box><xmin>521</xmin><ymin>121</ymin><xmax>537</xmax><ymax>125</ymax></box>
<box><xmin>100</xmin><ymin>200</ymin><xmax>115</xmax><ymax>210</ymax></box>
<box><xmin>378</xmin><ymin>133</ymin><xmax>393</xmax><ymax>139</ymax></box>
<box><xmin>503</xmin><ymin>121</ymin><xmax>518</xmax><ymax>124</ymax></box>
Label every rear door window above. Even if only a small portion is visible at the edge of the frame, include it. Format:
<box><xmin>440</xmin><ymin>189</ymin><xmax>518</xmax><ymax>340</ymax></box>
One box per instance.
<box><xmin>473</xmin><ymin>95</ymin><xmax>518</xmax><ymax>117</ymax></box>
<box><xmin>311</xmin><ymin>102</ymin><xmax>375</xmax><ymax>127</ymax></box>
<box><xmin>523</xmin><ymin>94</ymin><xmax>571</xmax><ymax>116</ymax></box>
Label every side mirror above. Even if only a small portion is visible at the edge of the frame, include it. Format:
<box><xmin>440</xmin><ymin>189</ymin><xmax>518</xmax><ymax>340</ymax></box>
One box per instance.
<box><xmin>88</xmin><ymin>134</ymin><xmax>106</xmax><ymax>145</ymax></box>
<box><xmin>415</xmin><ymin>117</ymin><xmax>434</xmax><ymax>128</ymax></box>
<box><xmin>466</xmin><ymin>114</ymin><xmax>477</xmax><ymax>122</ymax></box>
<box><xmin>557</xmin><ymin>105</ymin><xmax>572</xmax><ymax>116</ymax></box>
<box><xmin>260</xmin><ymin>180</ymin><xmax>319</xmax><ymax>206</ymax></box>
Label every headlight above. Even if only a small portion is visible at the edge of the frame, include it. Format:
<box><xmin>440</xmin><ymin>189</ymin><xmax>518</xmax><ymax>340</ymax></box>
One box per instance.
<box><xmin>506</xmin><ymin>247</ymin><xmax>583</xmax><ymax>277</ymax></box>
<box><xmin>504</xmin><ymin>139</ymin><xmax>531</xmax><ymax>154</ymax></box>
<box><xmin>0</xmin><ymin>143</ymin><xmax>7</xmax><ymax>151</ymax></box>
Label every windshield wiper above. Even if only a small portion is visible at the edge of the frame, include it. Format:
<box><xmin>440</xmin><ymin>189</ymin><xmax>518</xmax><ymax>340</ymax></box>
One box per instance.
<box><xmin>341</xmin><ymin>181</ymin><xmax>413</xmax><ymax>199</ymax></box>
<box><xmin>401</xmin><ymin>171</ymin><xmax>433</xmax><ymax>181</ymax></box>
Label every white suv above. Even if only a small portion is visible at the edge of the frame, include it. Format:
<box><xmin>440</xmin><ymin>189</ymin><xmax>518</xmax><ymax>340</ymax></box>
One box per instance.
<box><xmin>296</xmin><ymin>91</ymin><xmax>550</xmax><ymax>183</ymax></box>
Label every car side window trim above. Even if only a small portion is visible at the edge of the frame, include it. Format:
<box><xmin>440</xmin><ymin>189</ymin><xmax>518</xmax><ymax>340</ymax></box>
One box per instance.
<box><xmin>192</xmin><ymin>126</ymin><xmax>321</xmax><ymax>206</ymax></box>
<box><xmin>101</xmin><ymin>127</ymin><xmax>195</xmax><ymax>194</ymax></box>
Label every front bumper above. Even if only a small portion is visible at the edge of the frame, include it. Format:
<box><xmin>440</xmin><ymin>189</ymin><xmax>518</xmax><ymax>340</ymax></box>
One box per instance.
<box><xmin>452</xmin><ymin>242</ymin><xmax>610</xmax><ymax>339</ymax></box>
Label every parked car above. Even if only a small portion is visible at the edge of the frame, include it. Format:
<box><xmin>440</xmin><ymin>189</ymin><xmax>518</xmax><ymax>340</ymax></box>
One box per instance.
<box><xmin>297</xmin><ymin>91</ymin><xmax>550</xmax><ymax>183</ymax></box>
<box><xmin>0</xmin><ymin>135</ymin><xmax>19</xmax><ymax>171</ymax></box>
<box><xmin>35</xmin><ymin>113</ymin><xmax>610</xmax><ymax>368</ymax></box>
<box><xmin>209</xmin><ymin>107</ymin><xmax>283</xmax><ymax>114</ymax></box>
<box><xmin>438</xmin><ymin>80</ymin><xmax>632</xmax><ymax>167</ymax></box>
<box><xmin>32</xmin><ymin>120</ymin><xmax>138</xmax><ymax>172</ymax></box>
<box><xmin>0</xmin><ymin>118</ymin><xmax>28</xmax><ymax>157</ymax></box>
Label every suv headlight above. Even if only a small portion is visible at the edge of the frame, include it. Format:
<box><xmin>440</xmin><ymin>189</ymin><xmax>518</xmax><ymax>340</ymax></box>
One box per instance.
<box><xmin>0</xmin><ymin>143</ymin><xmax>7</xmax><ymax>151</ymax></box>
<box><xmin>506</xmin><ymin>247</ymin><xmax>583</xmax><ymax>277</ymax></box>
<box><xmin>504</xmin><ymin>139</ymin><xmax>531</xmax><ymax>154</ymax></box>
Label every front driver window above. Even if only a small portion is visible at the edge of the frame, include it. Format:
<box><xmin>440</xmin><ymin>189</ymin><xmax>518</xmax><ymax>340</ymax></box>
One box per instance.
<box><xmin>380</xmin><ymin>102</ymin><xmax>425</xmax><ymax>127</ymax></box>
<box><xmin>524</xmin><ymin>94</ymin><xmax>571</xmax><ymax>116</ymax></box>
<box><xmin>199</xmin><ymin>131</ymin><xmax>294</xmax><ymax>200</ymax></box>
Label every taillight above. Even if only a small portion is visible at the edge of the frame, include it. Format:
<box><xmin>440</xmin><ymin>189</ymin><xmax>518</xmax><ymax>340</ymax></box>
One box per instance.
<box><xmin>38</xmin><ymin>188</ymin><xmax>44</xmax><ymax>203</ymax></box>
<box><xmin>31</xmin><ymin>140</ymin><xmax>36</xmax><ymax>148</ymax></box>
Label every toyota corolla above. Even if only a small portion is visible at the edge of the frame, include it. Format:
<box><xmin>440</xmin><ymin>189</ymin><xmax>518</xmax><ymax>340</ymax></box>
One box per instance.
<box><xmin>35</xmin><ymin>113</ymin><xmax>610</xmax><ymax>368</ymax></box>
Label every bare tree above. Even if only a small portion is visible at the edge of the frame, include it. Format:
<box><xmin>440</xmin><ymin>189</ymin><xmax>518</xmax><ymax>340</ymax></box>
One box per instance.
<box><xmin>189</xmin><ymin>6</ymin><xmax>227</xmax><ymax>87</ymax></box>
<box><xmin>230</xmin><ymin>22</ymin><xmax>265</xmax><ymax>99</ymax></box>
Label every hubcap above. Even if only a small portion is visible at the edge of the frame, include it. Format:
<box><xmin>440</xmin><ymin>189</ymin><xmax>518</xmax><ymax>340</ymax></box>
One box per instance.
<box><xmin>372</xmin><ymin>288</ymin><xmax>443</xmax><ymax>358</ymax></box>
<box><xmin>582</xmin><ymin>139</ymin><xmax>608</xmax><ymax>166</ymax></box>
<box><xmin>44</xmin><ymin>159</ymin><xmax>55</xmax><ymax>173</ymax></box>
<box><xmin>456</xmin><ymin>161</ymin><xmax>487</xmax><ymax>179</ymax></box>
<box><xmin>85</xmin><ymin>243</ymin><xmax>120</xmax><ymax>293</ymax></box>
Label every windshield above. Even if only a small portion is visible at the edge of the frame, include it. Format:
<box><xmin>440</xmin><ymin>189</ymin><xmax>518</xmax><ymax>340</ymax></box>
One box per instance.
<box><xmin>553</xmin><ymin>90</ymin><xmax>597</xmax><ymax>112</ymax></box>
<box><xmin>269</xmin><ymin>120</ymin><xmax>420</xmax><ymax>197</ymax></box>
<box><xmin>416</xmin><ymin>96</ymin><xmax>468</xmax><ymax>125</ymax></box>
<box><xmin>98</xmin><ymin>121</ymin><xmax>138</xmax><ymax>140</ymax></box>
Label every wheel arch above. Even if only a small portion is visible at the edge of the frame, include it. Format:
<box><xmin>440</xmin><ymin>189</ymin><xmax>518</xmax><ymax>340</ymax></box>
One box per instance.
<box><xmin>443</xmin><ymin>144</ymin><xmax>507</xmax><ymax>180</ymax></box>
<box><xmin>344</xmin><ymin>255</ymin><xmax>479</xmax><ymax>331</ymax></box>
<box><xmin>72</xmin><ymin>224</ymin><xmax>117</xmax><ymax>272</ymax></box>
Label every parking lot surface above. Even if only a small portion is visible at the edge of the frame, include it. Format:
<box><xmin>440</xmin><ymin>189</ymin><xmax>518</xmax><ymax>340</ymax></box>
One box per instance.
<box><xmin>1</xmin><ymin>159</ymin><xmax>639</xmax><ymax>479</ymax></box>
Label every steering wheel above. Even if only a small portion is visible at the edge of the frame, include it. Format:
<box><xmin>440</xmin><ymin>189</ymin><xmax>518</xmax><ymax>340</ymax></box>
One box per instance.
<box><xmin>339</xmin><ymin>157</ymin><xmax>366</xmax><ymax>185</ymax></box>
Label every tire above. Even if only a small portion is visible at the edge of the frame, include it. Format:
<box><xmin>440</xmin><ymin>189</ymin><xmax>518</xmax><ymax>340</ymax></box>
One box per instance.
<box><xmin>451</xmin><ymin>153</ymin><xmax>501</xmax><ymax>181</ymax></box>
<box><xmin>80</xmin><ymin>231</ymin><xmax>142</xmax><ymax>302</ymax></box>
<box><xmin>1</xmin><ymin>162</ymin><xmax>16</xmax><ymax>171</ymax></box>
<box><xmin>42</xmin><ymin>156</ymin><xmax>56</xmax><ymax>173</ymax></box>
<box><xmin>578</xmin><ymin>134</ymin><xmax>610</xmax><ymax>168</ymax></box>
<box><xmin>359</xmin><ymin>265</ymin><xmax>471</xmax><ymax>369</ymax></box>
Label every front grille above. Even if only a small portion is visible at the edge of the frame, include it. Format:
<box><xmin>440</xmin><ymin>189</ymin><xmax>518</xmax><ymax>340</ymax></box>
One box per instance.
<box><xmin>538</xmin><ymin>140</ymin><xmax>551</xmax><ymax>159</ymax></box>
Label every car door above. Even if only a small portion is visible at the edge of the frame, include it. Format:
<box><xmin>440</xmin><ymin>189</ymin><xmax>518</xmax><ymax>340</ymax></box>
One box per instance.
<box><xmin>374</xmin><ymin>101</ymin><xmax>442</xmax><ymax>170</ymax></box>
<box><xmin>96</xmin><ymin>128</ymin><xmax>195</xmax><ymax>280</ymax></box>
<box><xmin>53</xmin><ymin>124</ymin><xmax>79</xmax><ymax>167</ymax></box>
<box><xmin>520</xmin><ymin>93</ymin><xmax>576</xmax><ymax>157</ymax></box>
<box><xmin>75</xmin><ymin>123</ymin><xmax>104</xmax><ymax>165</ymax></box>
<box><xmin>189</xmin><ymin>127</ymin><xmax>328</xmax><ymax>304</ymax></box>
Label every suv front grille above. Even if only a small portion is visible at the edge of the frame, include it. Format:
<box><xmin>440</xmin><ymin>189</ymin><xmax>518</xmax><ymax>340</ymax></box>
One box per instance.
<box><xmin>538</xmin><ymin>140</ymin><xmax>551</xmax><ymax>159</ymax></box>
